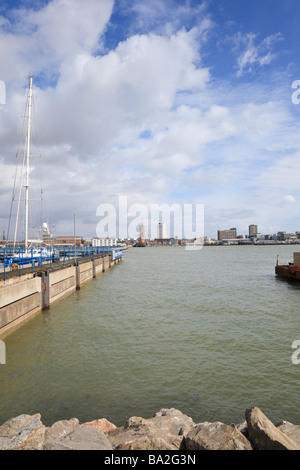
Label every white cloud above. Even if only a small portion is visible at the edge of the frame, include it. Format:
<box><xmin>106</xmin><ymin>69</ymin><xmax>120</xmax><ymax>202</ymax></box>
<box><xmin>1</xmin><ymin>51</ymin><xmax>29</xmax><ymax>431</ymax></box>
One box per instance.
<box><xmin>119</xmin><ymin>0</ymin><xmax>212</xmax><ymax>39</ymax></box>
<box><xmin>283</xmin><ymin>195</ymin><xmax>296</xmax><ymax>204</ymax></box>
<box><xmin>0</xmin><ymin>1</ymin><xmax>299</xmax><ymax>239</ymax></box>
<box><xmin>0</xmin><ymin>0</ymin><xmax>113</xmax><ymax>83</ymax></box>
<box><xmin>230</xmin><ymin>31</ymin><xmax>283</xmax><ymax>77</ymax></box>
<box><xmin>0</xmin><ymin>4</ymin><xmax>214</xmax><ymax>236</ymax></box>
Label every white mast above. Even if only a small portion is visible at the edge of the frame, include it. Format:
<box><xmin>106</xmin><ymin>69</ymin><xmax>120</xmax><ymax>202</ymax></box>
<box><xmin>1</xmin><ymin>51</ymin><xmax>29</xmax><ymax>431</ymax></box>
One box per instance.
<box><xmin>11</xmin><ymin>75</ymin><xmax>47</xmax><ymax>249</ymax></box>
<box><xmin>25</xmin><ymin>76</ymin><xmax>33</xmax><ymax>250</ymax></box>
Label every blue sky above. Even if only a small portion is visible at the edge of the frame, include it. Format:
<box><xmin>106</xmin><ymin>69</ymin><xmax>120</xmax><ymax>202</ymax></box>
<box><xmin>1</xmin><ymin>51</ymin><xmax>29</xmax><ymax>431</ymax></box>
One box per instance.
<box><xmin>0</xmin><ymin>0</ymin><xmax>299</xmax><ymax>240</ymax></box>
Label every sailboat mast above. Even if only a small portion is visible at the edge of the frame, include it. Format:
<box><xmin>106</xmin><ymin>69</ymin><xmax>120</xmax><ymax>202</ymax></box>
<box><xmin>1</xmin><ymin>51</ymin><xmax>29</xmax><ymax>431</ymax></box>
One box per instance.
<box><xmin>25</xmin><ymin>76</ymin><xmax>33</xmax><ymax>250</ymax></box>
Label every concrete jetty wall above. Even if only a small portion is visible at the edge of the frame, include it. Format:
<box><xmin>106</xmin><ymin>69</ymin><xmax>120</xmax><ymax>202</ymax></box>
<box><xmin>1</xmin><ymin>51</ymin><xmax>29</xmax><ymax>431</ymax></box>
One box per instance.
<box><xmin>0</xmin><ymin>254</ymin><xmax>122</xmax><ymax>338</ymax></box>
<box><xmin>47</xmin><ymin>266</ymin><xmax>77</xmax><ymax>305</ymax></box>
<box><xmin>0</xmin><ymin>277</ymin><xmax>42</xmax><ymax>336</ymax></box>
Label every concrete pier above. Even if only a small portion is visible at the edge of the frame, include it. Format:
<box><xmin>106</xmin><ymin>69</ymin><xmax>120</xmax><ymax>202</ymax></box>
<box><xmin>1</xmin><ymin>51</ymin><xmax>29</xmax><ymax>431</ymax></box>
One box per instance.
<box><xmin>0</xmin><ymin>253</ymin><xmax>122</xmax><ymax>338</ymax></box>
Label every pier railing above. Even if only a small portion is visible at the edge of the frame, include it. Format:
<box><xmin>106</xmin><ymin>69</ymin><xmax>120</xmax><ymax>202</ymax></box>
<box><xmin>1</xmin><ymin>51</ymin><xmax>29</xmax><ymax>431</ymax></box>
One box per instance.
<box><xmin>0</xmin><ymin>245</ymin><xmax>124</xmax><ymax>283</ymax></box>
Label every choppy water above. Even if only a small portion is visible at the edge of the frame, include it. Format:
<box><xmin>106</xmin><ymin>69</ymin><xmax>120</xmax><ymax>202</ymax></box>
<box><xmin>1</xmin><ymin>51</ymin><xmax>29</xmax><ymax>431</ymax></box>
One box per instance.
<box><xmin>0</xmin><ymin>245</ymin><xmax>300</xmax><ymax>427</ymax></box>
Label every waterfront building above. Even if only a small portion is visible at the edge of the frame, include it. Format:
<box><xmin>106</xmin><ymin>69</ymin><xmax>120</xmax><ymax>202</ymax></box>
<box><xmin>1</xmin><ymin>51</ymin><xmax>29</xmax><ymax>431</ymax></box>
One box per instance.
<box><xmin>217</xmin><ymin>228</ymin><xmax>237</xmax><ymax>241</ymax></box>
<box><xmin>92</xmin><ymin>237</ymin><xmax>117</xmax><ymax>247</ymax></box>
<box><xmin>49</xmin><ymin>235</ymin><xmax>83</xmax><ymax>246</ymax></box>
<box><xmin>249</xmin><ymin>225</ymin><xmax>258</xmax><ymax>237</ymax></box>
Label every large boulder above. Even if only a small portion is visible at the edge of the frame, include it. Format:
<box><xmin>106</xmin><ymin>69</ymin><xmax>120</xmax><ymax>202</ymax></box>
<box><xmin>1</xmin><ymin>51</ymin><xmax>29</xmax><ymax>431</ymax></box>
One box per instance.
<box><xmin>44</xmin><ymin>423</ymin><xmax>112</xmax><ymax>450</ymax></box>
<box><xmin>107</xmin><ymin>408</ymin><xmax>195</xmax><ymax>450</ymax></box>
<box><xmin>277</xmin><ymin>421</ymin><xmax>300</xmax><ymax>448</ymax></box>
<box><xmin>152</xmin><ymin>408</ymin><xmax>195</xmax><ymax>436</ymax></box>
<box><xmin>0</xmin><ymin>414</ymin><xmax>46</xmax><ymax>450</ymax></box>
<box><xmin>43</xmin><ymin>418</ymin><xmax>80</xmax><ymax>448</ymax></box>
<box><xmin>245</xmin><ymin>407</ymin><xmax>300</xmax><ymax>450</ymax></box>
<box><xmin>183</xmin><ymin>421</ymin><xmax>252</xmax><ymax>450</ymax></box>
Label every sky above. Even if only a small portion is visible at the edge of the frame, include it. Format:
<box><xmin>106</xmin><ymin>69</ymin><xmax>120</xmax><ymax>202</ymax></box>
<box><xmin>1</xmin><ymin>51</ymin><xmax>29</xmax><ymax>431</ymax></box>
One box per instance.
<box><xmin>0</xmin><ymin>0</ymin><xmax>300</xmax><ymax>240</ymax></box>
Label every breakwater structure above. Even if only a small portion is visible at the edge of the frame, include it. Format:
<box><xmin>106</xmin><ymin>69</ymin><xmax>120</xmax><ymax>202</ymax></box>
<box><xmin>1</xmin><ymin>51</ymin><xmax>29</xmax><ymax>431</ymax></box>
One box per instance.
<box><xmin>0</xmin><ymin>246</ymin><xmax>124</xmax><ymax>338</ymax></box>
<box><xmin>275</xmin><ymin>251</ymin><xmax>300</xmax><ymax>281</ymax></box>
<box><xmin>0</xmin><ymin>406</ymin><xmax>300</xmax><ymax>450</ymax></box>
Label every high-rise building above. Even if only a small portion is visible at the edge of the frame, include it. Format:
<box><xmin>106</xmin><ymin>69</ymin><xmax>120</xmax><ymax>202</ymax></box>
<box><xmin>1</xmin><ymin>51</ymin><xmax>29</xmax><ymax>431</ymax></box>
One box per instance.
<box><xmin>217</xmin><ymin>228</ymin><xmax>237</xmax><ymax>241</ymax></box>
<box><xmin>157</xmin><ymin>222</ymin><xmax>168</xmax><ymax>239</ymax></box>
<box><xmin>249</xmin><ymin>225</ymin><xmax>258</xmax><ymax>237</ymax></box>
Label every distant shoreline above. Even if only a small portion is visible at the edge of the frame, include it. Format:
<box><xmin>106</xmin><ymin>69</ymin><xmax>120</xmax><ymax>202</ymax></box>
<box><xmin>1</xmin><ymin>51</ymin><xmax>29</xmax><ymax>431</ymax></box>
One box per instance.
<box><xmin>131</xmin><ymin>242</ymin><xmax>300</xmax><ymax>247</ymax></box>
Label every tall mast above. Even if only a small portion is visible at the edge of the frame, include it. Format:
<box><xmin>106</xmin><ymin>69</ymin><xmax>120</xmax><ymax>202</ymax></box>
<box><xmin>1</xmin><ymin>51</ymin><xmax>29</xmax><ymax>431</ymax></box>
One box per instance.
<box><xmin>25</xmin><ymin>76</ymin><xmax>33</xmax><ymax>250</ymax></box>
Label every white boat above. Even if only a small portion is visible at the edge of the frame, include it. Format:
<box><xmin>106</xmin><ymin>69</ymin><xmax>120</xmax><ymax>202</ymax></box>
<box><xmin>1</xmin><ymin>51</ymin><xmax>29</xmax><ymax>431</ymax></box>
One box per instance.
<box><xmin>7</xmin><ymin>247</ymin><xmax>55</xmax><ymax>269</ymax></box>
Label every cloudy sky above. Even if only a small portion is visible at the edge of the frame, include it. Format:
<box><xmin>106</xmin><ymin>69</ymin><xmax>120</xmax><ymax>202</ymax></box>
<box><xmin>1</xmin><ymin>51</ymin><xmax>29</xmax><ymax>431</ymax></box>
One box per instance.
<box><xmin>0</xmin><ymin>0</ymin><xmax>300</xmax><ymax>240</ymax></box>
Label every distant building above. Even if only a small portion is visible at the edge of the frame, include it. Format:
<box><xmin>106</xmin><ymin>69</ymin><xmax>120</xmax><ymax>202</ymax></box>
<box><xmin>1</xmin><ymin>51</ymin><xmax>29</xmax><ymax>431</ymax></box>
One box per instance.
<box><xmin>277</xmin><ymin>232</ymin><xmax>297</xmax><ymax>241</ymax></box>
<box><xmin>92</xmin><ymin>237</ymin><xmax>117</xmax><ymax>247</ymax></box>
<box><xmin>217</xmin><ymin>228</ymin><xmax>237</xmax><ymax>241</ymax></box>
<box><xmin>249</xmin><ymin>225</ymin><xmax>258</xmax><ymax>237</ymax></box>
<box><xmin>157</xmin><ymin>222</ymin><xmax>168</xmax><ymax>239</ymax></box>
<box><xmin>54</xmin><ymin>235</ymin><xmax>83</xmax><ymax>246</ymax></box>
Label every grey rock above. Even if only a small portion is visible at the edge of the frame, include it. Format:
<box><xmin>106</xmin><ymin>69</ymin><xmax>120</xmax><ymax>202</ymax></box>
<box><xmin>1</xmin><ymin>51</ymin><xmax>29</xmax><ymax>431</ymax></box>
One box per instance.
<box><xmin>43</xmin><ymin>418</ymin><xmax>80</xmax><ymax>448</ymax></box>
<box><xmin>44</xmin><ymin>424</ymin><xmax>112</xmax><ymax>450</ymax></box>
<box><xmin>0</xmin><ymin>414</ymin><xmax>46</xmax><ymax>450</ymax></box>
<box><xmin>183</xmin><ymin>421</ymin><xmax>252</xmax><ymax>450</ymax></box>
<box><xmin>277</xmin><ymin>421</ymin><xmax>300</xmax><ymax>448</ymax></box>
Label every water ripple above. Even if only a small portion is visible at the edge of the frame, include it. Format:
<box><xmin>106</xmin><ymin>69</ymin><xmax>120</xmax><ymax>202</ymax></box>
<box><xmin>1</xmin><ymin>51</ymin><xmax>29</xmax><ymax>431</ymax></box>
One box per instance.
<box><xmin>0</xmin><ymin>245</ymin><xmax>299</xmax><ymax>426</ymax></box>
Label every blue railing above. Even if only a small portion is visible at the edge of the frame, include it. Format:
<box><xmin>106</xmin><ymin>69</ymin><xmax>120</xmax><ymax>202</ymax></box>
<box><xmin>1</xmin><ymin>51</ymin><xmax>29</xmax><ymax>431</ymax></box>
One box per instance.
<box><xmin>0</xmin><ymin>246</ymin><xmax>124</xmax><ymax>282</ymax></box>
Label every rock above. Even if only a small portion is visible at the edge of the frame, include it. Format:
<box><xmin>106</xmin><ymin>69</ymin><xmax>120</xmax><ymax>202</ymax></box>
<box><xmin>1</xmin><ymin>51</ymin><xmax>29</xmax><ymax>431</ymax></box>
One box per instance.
<box><xmin>107</xmin><ymin>408</ymin><xmax>195</xmax><ymax>450</ymax></box>
<box><xmin>2</xmin><ymin>407</ymin><xmax>300</xmax><ymax>450</ymax></box>
<box><xmin>183</xmin><ymin>421</ymin><xmax>252</xmax><ymax>450</ymax></box>
<box><xmin>44</xmin><ymin>424</ymin><xmax>112</xmax><ymax>450</ymax></box>
<box><xmin>0</xmin><ymin>414</ymin><xmax>46</xmax><ymax>450</ymax></box>
<box><xmin>276</xmin><ymin>421</ymin><xmax>300</xmax><ymax>448</ymax></box>
<box><xmin>245</xmin><ymin>407</ymin><xmax>300</xmax><ymax>450</ymax></box>
<box><xmin>116</xmin><ymin>435</ymin><xmax>184</xmax><ymax>450</ymax></box>
<box><xmin>81</xmin><ymin>418</ymin><xmax>116</xmax><ymax>434</ymax></box>
<box><xmin>43</xmin><ymin>418</ymin><xmax>80</xmax><ymax>448</ymax></box>
<box><xmin>152</xmin><ymin>408</ymin><xmax>195</xmax><ymax>435</ymax></box>
<box><xmin>235</xmin><ymin>420</ymin><xmax>248</xmax><ymax>437</ymax></box>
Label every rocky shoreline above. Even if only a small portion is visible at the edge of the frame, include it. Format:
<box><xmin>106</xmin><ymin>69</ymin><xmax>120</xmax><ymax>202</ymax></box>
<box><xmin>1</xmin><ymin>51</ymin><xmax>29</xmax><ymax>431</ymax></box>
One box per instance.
<box><xmin>0</xmin><ymin>406</ymin><xmax>300</xmax><ymax>450</ymax></box>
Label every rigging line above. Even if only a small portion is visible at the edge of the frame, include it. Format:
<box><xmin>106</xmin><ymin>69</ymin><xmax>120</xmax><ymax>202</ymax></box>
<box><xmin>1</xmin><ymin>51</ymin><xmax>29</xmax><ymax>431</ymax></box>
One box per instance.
<box><xmin>7</xmin><ymin>153</ymin><xmax>19</xmax><ymax>242</ymax></box>
<box><xmin>13</xmin><ymin>82</ymin><xmax>31</xmax><ymax>247</ymax></box>
<box><xmin>13</xmin><ymin>147</ymin><xmax>26</xmax><ymax>247</ymax></box>
<box><xmin>7</xmin><ymin>83</ymin><xmax>30</xmax><ymax>242</ymax></box>
<box><xmin>32</xmin><ymin>86</ymin><xmax>47</xmax><ymax>229</ymax></box>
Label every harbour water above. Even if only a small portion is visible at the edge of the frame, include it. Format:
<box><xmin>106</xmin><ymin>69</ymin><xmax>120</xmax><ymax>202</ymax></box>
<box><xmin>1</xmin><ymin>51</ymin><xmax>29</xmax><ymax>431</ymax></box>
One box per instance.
<box><xmin>0</xmin><ymin>245</ymin><xmax>300</xmax><ymax>428</ymax></box>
